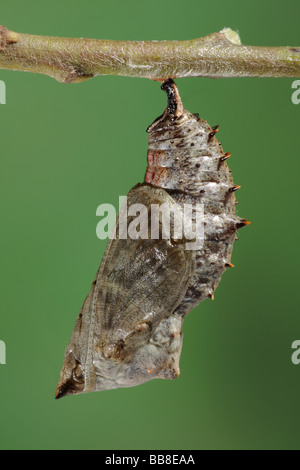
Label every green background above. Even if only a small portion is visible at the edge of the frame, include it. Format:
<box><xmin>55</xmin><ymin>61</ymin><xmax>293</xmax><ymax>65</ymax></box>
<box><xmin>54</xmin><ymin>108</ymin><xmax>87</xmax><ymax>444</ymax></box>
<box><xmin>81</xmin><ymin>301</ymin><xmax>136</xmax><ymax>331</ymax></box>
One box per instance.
<box><xmin>0</xmin><ymin>0</ymin><xmax>299</xmax><ymax>450</ymax></box>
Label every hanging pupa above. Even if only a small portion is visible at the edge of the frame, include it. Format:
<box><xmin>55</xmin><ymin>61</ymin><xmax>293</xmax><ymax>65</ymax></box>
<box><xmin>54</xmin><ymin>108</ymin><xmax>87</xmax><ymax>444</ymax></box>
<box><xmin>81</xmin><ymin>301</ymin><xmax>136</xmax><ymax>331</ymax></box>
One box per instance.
<box><xmin>55</xmin><ymin>79</ymin><xmax>249</xmax><ymax>398</ymax></box>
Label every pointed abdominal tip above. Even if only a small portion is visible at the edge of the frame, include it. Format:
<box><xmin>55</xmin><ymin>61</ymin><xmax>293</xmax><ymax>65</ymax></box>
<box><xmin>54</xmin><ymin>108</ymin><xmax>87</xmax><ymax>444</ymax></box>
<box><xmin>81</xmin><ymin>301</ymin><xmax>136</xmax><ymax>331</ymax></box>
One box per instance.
<box><xmin>161</xmin><ymin>79</ymin><xmax>184</xmax><ymax>117</ymax></box>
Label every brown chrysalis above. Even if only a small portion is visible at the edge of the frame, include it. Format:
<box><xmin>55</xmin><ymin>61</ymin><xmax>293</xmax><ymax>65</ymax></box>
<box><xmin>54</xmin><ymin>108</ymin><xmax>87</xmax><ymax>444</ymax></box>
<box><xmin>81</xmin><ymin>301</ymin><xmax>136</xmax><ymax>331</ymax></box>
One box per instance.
<box><xmin>55</xmin><ymin>79</ymin><xmax>249</xmax><ymax>398</ymax></box>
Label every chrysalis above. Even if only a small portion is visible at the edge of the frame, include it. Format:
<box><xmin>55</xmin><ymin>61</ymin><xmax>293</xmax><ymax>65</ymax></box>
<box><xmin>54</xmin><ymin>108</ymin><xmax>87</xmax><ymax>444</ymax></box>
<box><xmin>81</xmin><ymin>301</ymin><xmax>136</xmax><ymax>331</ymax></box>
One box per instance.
<box><xmin>55</xmin><ymin>79</ymin><xmax>249</xmax><ymax>398</ymax></box>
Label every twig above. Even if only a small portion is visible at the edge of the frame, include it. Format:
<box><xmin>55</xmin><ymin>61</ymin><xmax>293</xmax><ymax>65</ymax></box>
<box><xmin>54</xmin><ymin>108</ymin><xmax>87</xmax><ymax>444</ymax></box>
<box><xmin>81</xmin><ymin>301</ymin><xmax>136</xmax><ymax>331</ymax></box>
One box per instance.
<box><xmin>0</xmin><ymin>26</ymin><xmax>299</xmax><ymax>83</ymax></box>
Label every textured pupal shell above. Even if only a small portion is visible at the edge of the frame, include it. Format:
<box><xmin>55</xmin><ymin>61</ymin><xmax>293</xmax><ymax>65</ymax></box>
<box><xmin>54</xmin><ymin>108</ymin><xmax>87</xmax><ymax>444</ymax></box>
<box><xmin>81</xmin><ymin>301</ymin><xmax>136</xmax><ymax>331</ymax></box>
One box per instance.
<box><xmin>55</xmin><ymin>80</ymin><xmax>247</xmax><ymax>398</ymax></box>
<box><xmin>145</xmin><ymin>87</ymin><xmax>242</xmax><ymax>315</ymax></box>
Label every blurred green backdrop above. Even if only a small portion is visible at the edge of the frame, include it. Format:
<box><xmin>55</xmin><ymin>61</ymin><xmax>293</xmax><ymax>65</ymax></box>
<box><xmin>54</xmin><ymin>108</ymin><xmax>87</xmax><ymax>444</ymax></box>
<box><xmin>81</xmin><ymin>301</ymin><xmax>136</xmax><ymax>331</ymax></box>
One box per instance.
<box><xmin>0</xmin><ymin>0</ymin><xmax>299</xmax><ymax>450</ymax></box>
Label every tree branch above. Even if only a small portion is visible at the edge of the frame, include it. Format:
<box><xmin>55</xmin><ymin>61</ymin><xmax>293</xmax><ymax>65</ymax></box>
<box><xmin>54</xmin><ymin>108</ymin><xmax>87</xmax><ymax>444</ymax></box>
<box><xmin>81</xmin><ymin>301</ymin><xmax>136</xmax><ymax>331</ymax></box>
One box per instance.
<box><xmin>0</xmin><ymin>25</ymin><xmax>299</xmax><ymax>83</ymax></box>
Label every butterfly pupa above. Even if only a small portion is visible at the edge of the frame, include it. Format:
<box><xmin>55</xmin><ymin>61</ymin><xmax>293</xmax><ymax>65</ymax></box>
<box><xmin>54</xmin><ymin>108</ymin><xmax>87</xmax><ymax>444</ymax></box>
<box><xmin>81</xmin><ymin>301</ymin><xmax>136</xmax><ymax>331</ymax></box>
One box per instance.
<box><xmin>55</xmin><ymin>79</ymin><xmax>249</xmax><ymax>398</ymax></box>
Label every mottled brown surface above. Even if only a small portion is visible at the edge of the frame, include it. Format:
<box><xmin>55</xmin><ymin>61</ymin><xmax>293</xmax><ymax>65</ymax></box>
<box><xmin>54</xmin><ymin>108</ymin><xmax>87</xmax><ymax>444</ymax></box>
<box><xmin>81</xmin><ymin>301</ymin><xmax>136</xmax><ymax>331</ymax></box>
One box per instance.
<box><xmin>55</xmin><ymin>80</ymin><xmax>248</xmax><ymax>398</ymax></box>
<box><xmin>146</xmin><ymin>91</ymin><xmax>242</xmax><ymax>316</ymax></box>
